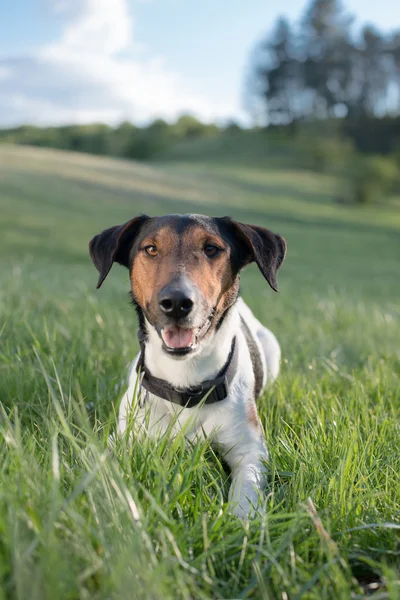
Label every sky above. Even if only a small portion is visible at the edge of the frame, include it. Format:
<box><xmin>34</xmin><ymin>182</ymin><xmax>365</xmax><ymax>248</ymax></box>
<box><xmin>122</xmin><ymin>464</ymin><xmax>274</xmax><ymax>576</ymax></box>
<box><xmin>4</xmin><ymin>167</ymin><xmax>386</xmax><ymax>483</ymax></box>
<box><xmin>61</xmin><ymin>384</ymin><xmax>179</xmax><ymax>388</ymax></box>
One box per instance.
<box><xmin>0</xmin><ymin>0</ymin><xmax>399</xmax><ymax>127</ymax></box>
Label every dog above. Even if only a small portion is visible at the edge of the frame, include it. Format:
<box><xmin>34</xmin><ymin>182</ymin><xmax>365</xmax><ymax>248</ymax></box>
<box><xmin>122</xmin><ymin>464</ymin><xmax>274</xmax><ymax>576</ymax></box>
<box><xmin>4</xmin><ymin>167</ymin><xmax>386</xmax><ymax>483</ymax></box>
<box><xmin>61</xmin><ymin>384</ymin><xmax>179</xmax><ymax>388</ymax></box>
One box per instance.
<box><xmin>89</xmin><ymin>214</ymin><xmax>286</xmax><ymax>518</ymax></box>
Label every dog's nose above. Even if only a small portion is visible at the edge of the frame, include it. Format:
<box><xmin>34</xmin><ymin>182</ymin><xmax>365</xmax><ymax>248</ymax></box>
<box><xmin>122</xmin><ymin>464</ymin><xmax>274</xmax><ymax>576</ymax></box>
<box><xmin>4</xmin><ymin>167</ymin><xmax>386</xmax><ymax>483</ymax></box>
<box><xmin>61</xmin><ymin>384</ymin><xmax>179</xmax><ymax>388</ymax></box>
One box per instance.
<box><xmin>159</xmin><ymin>285</ymin><xmax>195</xmax><ymax>320</ymax></box>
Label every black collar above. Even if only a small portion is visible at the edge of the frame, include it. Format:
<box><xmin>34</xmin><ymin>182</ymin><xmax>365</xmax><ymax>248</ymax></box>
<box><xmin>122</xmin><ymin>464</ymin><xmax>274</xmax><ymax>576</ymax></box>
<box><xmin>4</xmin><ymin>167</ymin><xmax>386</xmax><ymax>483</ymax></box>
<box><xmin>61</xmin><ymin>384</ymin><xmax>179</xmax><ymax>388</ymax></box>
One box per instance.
<box><xmin>136</xmin><ymin>332</ymin><xmax>238</xmax><ymax>408</ymax></box>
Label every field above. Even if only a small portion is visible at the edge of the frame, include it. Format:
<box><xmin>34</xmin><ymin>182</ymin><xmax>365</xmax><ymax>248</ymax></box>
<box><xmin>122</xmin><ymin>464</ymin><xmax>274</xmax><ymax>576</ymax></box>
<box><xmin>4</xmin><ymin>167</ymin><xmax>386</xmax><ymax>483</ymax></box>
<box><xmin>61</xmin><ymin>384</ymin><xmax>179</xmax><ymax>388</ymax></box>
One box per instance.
<box><xmin>0</xmin><ymin>140</ymin><xmax>399</xmax><ymax>599</ymax></box>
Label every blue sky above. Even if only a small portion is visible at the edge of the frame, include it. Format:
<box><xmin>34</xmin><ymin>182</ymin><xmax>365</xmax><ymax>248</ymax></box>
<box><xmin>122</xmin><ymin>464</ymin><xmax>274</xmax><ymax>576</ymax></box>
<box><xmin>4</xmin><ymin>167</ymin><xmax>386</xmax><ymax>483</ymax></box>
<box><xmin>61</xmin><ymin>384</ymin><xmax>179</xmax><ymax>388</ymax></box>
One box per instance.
<box><xmin>0</xmin><ymin>0</ymin><xmax>398</xmax><ymax>126</ymax></box>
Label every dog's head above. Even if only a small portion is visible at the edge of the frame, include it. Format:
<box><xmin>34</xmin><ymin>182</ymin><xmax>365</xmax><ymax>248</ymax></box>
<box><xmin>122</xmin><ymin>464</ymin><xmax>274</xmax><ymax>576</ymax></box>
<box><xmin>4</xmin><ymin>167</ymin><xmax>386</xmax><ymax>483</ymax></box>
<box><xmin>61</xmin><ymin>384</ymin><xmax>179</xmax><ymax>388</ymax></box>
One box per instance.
<box><xmin>89</xmin><ymin>214</ymin><xmax>286</xmax><ymax>357</ymax></box>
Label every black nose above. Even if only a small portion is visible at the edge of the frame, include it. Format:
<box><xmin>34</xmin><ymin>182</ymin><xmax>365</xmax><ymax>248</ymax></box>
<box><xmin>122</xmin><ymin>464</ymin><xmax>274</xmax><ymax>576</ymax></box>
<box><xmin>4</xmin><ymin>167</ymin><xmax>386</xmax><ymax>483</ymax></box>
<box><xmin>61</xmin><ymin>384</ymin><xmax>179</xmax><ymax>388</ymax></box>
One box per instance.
<box><xmin>159</xmin><ymin>285</ymin><xmax>195</xmax><ymax>320</ymax></box>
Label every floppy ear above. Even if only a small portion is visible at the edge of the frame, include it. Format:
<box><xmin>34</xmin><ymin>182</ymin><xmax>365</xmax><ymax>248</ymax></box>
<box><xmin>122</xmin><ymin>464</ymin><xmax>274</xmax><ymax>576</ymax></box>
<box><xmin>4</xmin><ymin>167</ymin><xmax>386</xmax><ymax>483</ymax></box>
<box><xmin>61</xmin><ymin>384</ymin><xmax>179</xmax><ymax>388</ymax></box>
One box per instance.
<box><xmin>225</xmin><ymin>219</ymin><xmax>286</xmax><ymax>292</ymax></box>
<box><xmin>89</xmin><ymin>215</ymin><xmax>149</xmax><ymax>289</ymax></box>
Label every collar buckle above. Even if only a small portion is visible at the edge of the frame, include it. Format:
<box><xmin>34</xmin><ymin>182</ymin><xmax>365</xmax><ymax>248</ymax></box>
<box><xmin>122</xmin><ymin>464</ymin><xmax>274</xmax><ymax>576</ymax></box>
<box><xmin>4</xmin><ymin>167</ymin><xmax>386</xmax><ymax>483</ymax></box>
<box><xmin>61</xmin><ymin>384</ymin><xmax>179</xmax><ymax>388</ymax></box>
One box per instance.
<box><xmin>188</xmin><ymin>384</ymin><xmax>205</xmax><ymax>397</ymax></box>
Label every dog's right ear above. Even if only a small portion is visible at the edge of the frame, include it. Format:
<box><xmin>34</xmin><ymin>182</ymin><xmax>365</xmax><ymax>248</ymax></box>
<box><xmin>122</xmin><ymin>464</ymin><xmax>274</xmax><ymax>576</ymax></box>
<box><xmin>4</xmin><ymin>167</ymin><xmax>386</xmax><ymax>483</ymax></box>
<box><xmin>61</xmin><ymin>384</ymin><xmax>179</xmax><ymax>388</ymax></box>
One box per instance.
<box><xmin>89</xmin><ymin>215</ymin><xmax>149</xmax><ymax>289</ymax></box>
<box><xmin>218</xmin><ymin>217</ymin><xmax>286</xmax><ymax>292</ymax></box>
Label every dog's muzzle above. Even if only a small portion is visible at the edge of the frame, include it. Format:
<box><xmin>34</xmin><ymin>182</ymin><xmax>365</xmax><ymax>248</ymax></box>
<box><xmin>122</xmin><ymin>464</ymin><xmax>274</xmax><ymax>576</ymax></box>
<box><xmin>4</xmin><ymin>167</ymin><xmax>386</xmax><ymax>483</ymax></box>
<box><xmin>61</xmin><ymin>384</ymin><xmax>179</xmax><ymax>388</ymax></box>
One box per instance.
<box><xmin>157</xmin><ymin>277</ymin><xmax>208</xmax><ymax>355</ymax></box>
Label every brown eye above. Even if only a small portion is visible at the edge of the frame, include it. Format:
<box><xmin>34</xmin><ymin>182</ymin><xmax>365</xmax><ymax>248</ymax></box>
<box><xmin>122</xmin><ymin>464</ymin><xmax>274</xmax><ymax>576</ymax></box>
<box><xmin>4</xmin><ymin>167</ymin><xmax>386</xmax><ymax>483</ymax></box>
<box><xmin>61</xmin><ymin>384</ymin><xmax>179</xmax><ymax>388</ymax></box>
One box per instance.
<box><xmin>144</xmin><ymin>245</ymin><xmax>158</xmax><ymax>257</ymax></box>
<box><xmin>204</xmin><ymin>244</ymin><xmax>221</xmax><ymax>258</ymax></box>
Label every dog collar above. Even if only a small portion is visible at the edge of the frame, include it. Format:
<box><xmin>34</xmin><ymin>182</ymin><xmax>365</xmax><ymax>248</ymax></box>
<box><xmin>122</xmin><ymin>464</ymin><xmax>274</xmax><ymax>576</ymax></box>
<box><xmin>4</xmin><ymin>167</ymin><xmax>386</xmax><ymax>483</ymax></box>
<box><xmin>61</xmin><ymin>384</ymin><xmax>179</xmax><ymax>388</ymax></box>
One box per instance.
<box><xmin>136</xmin><ymin>333</ymin><xmax>238</xmax><ymax>408</ymax></box>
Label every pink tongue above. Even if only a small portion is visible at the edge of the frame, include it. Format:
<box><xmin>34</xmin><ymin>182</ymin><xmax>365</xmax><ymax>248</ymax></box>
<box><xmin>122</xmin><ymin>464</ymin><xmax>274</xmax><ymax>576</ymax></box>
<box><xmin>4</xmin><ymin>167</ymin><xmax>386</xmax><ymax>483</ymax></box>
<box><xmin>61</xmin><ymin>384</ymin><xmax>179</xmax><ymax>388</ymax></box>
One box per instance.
<box><xmin>162</xmin><ymin>327</ymin><xmax>194</xmax><ymax>349</ymax></box>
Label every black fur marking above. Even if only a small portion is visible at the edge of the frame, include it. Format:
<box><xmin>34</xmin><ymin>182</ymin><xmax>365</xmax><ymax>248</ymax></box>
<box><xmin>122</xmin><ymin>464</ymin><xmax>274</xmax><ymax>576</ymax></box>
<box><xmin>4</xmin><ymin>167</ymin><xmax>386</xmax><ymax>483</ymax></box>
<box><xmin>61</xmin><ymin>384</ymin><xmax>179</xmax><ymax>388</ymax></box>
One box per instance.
<box><xmin>240</xmin><ymin>316</ymin><xmax>264</xmax><ymax>399</ymax></box>
<box><xmin>129</xmin><ymin>291</ymin><xmax>146</xmax><ymax>334</ymax></box>
<box><xmin>214</xmin><ymin>217</ymin><xmax>286</xmax><ymax>292</ymax></box>
<box><xmin>89</xmin><ymin>214</ymin><xmax>150</xmax><ymax>288</ymax></box>
<box><xmin>215</xmin><ymin>312</ymin><xmax>226</xmax><ymax>332</ymax></box>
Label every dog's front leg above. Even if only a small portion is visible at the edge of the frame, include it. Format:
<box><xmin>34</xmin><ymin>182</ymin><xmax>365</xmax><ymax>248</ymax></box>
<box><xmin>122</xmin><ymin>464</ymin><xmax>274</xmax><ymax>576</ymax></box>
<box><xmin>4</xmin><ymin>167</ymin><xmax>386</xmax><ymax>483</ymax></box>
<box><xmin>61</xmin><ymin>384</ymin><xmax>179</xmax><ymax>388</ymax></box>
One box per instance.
<box><xmin>222</xmin><ymin>413</ymin><xmax>268</xmax><ymax>519</ymax></box>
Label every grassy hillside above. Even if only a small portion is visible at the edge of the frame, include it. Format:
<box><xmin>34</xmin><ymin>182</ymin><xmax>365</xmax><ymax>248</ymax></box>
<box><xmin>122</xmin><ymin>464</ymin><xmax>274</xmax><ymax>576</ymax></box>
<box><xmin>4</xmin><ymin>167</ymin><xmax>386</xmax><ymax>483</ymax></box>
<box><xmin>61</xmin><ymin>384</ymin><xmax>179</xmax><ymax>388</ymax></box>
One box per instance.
<box><xmin>0</xmin><ymin>143</ymin><xmax>399</xmax><ymax>599</ymax></box>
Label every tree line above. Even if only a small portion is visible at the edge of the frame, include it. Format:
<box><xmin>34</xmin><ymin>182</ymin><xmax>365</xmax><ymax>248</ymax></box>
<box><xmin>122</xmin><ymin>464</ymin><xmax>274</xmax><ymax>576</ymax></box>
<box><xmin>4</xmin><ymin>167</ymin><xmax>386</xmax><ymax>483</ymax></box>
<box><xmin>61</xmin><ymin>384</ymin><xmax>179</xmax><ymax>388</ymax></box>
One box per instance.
<box><xmin>0</xmin><ymin>116</ymin><xmax>223</xmax><ymax>161</ymax></box>
<box><xmin>1</xmin><ymin>113</ymin><xmax>399</xmax><ymax>159</ymax></box>
<box><xmin>247</xmin><ymin>0</ymin><xmax>400</xmax><ymax>151</ymax></box>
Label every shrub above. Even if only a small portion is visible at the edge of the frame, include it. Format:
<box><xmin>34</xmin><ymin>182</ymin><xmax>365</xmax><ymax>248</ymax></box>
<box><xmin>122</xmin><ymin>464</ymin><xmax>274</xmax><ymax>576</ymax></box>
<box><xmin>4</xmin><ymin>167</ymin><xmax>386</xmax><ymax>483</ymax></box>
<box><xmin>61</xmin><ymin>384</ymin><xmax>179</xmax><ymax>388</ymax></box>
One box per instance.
<box><xmin>343</xmin><ymin>156</ymin><xmax>398</xmax><ymax>204</ymax></box>
<box><xmin>310</xmin><ymin>137</ymin><xmax>354</xmax><ymax>172</ymax></box>
<box><xmin>294</xmin><ymin>132</ymin><xmax>354</xmax><ymax>172</ymax></box>
<box><xmin>172</xmin><ymin>115</ymin><xmax>219</xmax><ymax>140</ymax></box>
<box><xmin>224</xmin><ymin>120</ymin><xmax>242</xmax><ymax>134</ymax></box>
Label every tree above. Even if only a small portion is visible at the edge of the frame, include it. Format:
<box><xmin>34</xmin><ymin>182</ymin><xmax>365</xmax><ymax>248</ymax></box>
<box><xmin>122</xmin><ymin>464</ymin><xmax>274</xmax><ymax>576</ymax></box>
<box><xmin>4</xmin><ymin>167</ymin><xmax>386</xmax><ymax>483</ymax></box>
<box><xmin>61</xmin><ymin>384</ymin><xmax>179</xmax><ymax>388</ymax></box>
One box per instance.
<box><xmin>350</xmin><ymin>27</ymin><xmax>389</xmax><ymax>118</ymax></box>
<box><xmin>299</xmin><ymin>0</ymin><xmax>355</xmax><ymax>118</ymax></box>
<box><xmin>246</xmin><ymin>0</ymin><xmax>400</xmax><ymax>126</ymax></box>
<box><xmin>387</xmin><ymin>31</ymin><xmax>400</xmax><ymax>113</ymax></box>
<box><xmin>248</xmin><ymin>18</ymin><xmax>303</xmax><ymax>124</ymax></box>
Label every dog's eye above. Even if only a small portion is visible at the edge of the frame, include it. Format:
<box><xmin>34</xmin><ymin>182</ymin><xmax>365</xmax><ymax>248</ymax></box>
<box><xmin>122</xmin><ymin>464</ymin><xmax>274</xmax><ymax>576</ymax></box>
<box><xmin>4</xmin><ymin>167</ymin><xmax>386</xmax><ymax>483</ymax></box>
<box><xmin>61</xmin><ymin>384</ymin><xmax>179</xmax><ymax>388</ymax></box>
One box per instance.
<box><xmin>204</xmin><ymin>244</ymin><xmax>221</xmax><ymax>258</ymax></box>
<box><xmin>144</xmin><ymin>245</ymin><xmax>158</xmax><ymax>257</ymax></box>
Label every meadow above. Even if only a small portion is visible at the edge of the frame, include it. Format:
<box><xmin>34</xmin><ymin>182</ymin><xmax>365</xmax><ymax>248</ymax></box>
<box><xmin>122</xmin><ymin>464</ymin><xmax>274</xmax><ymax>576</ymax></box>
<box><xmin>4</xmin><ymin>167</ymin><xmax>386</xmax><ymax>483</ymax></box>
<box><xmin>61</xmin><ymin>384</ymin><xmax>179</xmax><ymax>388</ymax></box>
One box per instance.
<box><xmin>0</xmin><ymin>140</ymin><xmax>399</xmax><ymax>599</ymax></box>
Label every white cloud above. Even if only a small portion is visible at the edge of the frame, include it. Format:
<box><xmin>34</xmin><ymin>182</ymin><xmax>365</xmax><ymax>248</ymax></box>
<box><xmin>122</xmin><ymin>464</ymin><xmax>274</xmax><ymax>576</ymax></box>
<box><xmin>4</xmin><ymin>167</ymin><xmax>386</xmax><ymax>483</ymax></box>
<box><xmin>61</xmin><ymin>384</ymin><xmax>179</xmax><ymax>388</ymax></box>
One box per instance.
<box><xmin>49</xmin><ymin>0</ymin><xmax>133</xmax><ymax>56</ymax></box>
<box><xmin>0</xmin><ymin>66</ymin><xmax>11</xmax><ymax>80</ymax></box>
<box><xmin>0</xmin><ymin>0</ymin><xmax>236</xmax><ymax>126</ymax></box>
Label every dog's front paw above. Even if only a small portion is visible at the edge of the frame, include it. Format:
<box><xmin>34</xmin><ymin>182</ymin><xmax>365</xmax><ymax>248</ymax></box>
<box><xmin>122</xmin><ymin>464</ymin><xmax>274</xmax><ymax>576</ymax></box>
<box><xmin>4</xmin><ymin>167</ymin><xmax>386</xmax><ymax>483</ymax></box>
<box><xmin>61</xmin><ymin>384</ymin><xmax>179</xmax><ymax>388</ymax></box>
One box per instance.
<box><xmin>229</xmin><ymin>496</ymin><xmax>260</xmax><ymax>520</ymax></box>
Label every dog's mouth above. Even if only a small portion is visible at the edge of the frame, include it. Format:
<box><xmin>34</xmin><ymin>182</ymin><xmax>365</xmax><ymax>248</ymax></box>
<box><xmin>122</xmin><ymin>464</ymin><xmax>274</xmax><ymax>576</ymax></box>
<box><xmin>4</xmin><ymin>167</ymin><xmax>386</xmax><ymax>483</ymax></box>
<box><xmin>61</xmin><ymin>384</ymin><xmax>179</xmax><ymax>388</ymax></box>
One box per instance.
<box><xmin>161</xmin><ymin>326</ymin><xmax>195</xmax><ymax>351</ymax></box>
<box><xmin>160</xmin><ymin>318</ymin><xmax>213</xmax><ymax>356</ymax></box>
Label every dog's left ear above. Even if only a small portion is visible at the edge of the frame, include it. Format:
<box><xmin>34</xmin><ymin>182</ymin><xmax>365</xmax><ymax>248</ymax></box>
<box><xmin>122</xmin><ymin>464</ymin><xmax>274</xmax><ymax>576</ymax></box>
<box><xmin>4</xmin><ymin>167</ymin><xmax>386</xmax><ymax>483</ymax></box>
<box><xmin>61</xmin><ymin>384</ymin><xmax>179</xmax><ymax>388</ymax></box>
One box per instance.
<box><xmin>223</xmin><ymin>218</ymin><xmax>287</xmax><ymax>292</ymax></box>
<box><xmin>89</xmin><ymin>215</ymin><xmax>149</xmax><ymax>289</ymax></box>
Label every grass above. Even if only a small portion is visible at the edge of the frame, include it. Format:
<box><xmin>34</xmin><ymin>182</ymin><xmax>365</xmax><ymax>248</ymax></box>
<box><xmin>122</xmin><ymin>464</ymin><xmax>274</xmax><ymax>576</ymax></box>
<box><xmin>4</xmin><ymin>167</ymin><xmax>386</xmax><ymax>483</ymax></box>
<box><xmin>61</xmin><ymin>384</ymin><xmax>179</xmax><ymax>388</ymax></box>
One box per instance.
<box><xmin>0</xmin><ymin>142</ymin><xmax>399</xmax><ymax>599</ymax></box>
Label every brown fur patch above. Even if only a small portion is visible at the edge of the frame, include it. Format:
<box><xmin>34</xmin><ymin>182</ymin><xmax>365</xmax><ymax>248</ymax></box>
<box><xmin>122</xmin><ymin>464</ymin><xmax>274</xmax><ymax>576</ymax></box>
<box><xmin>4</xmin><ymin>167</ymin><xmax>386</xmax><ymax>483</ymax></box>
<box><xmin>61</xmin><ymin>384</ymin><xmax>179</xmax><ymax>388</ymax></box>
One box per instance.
<box><xmin>179</xmin><ymin>227</ymin><xmax>237</xmax><ymax>317</ymax></box>
<box><xmin>130</xmin><ymin>226</ymin><xmax>179</xmax><ymax>315</ymax></box>
<box><xmin>247</xmin><ymin>402</ymin><xmax>261</xmax><ymax>430</ymax></box>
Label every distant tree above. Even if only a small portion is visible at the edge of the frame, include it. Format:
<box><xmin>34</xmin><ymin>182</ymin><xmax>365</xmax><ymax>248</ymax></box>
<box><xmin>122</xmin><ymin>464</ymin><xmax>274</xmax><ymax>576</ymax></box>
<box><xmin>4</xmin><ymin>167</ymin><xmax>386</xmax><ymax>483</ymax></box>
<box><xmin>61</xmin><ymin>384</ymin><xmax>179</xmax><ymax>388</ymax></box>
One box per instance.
<box><xmin>111</xmin><ymin>121</ymin><xmax>137</xmax><ymax>156</ymax></box>
<box><xmin>224</xmin><ymin>120</ymin><xmax>242</xmax><ymax>133</ymax></box>
<box><xmin>249</xmin><ymin>18</ymin><xmax>303</xmax><ymax>124</ymax></box>
<box><xmin>387</xmin><ymin>31</ymin><xmax>400</xmax><ymax>113</ymax></box>
<box><xmin>300</xmin><ymin>0</ymin><xmax>354</xmax><ymax>118</ymax></box>
<box><xmin>173</xmin><ymin>115</ymin><xmax>219</xmax><ymax>139</ymax></box>
<box><xmin>246</xmin><ymin>0</ymin><xmax>400</xmax><ymax>126</ymax></box>
<box><xmin>351</xmin><ymin>27</ymin><xmax>390</xmax><ymax>117</ymax></box>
